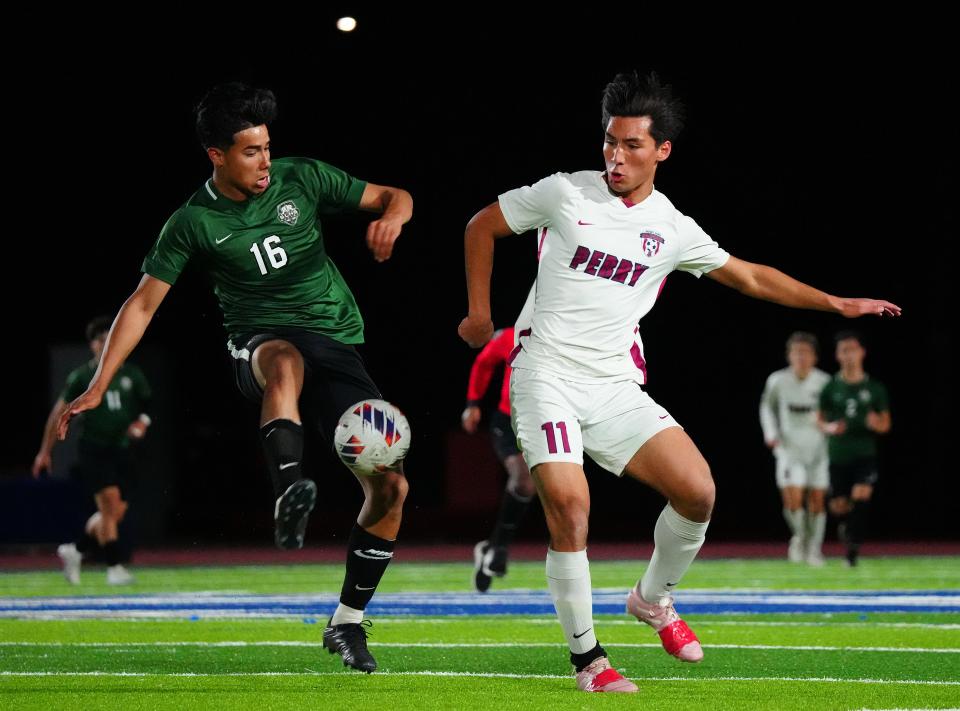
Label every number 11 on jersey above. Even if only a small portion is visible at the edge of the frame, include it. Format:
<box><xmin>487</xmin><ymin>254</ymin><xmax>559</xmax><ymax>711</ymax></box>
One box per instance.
<box><xmin>541</xmin><ymin>421</ymin><xmax>571</xmax><ymax>454</ymax></box>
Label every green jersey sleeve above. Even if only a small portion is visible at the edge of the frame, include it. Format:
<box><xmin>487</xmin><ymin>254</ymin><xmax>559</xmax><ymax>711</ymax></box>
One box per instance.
<box><xmin>142</xmin><ymin>207</ymin><xmax>200</xmax><ymax>285</ymax></box>
<box><xmin>297</xmin><ymin>159</ymin><xmax>367</xmax><ymax>214</ymax></box>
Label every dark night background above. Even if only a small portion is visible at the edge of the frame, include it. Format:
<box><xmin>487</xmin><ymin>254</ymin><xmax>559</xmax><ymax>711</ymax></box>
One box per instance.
<box><xmin>2</xmin><ymin>14</ymin><xmax>954</xmax><ymax>548</ymax></box>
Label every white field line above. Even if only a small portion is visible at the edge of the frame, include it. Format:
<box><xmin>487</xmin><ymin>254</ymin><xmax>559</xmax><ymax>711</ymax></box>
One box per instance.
<box><xmin>1</xmin><ymin>641</ymin><xmax>957</xmax><ymax>653</ymax></box>
<box><xmin>0</xmin><ymin>670</ymin><xmax>957</xmax><ymax>686</ymax></box>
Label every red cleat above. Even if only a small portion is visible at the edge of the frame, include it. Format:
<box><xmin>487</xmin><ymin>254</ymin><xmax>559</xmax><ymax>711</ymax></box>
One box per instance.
<box><xmin>626</xmin><ymin>586</ymin><xmax>703</xmax><ymax>662</ymax></box>
<box><xmin>575</xmin><ymin>656</ymin><xmax>639</xmax><ymax>693</ymax></box>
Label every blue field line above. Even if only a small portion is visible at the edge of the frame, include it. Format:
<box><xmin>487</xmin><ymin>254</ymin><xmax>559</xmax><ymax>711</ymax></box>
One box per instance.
<box><xmin>1</xmin><ymin>589</ymin><xmax>959</xmax><ymax>618</ymax></box>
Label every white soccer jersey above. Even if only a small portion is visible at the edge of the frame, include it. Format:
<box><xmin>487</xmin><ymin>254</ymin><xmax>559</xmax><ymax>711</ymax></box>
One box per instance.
<box><xmin>759</xmin><ymin>367</ymin><xmax>831</xmax><ymax>464</ymax></box>
<box><xmin>499</xmin><ymin>171</ymin><xmax>729</xmax><ymax>383</ymax></box>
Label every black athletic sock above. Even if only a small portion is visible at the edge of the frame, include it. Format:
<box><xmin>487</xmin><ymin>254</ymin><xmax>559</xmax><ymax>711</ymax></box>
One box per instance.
<box><xmin>260</xmin><ymin>419</ymin><xmax>304</xmax><ymax>497</ymax></box>
<box><xmin>489</xmin><ymin>489</ymin><xmax>532</xmax><ymax>549</ymax></box>
<box><xmin>339</xmin><ymin>524</ymin><xmax>396</xmax><ymax>610</ymax></box>
<box><xmin>571</xmin><ymin>642</ymin><xmax>607</xmax><ymax>672</ymax></box>
<box><xmin>848</xmin><ymin>500</ymin><xmax>870</xmax><ymax>547</ymax></box>
<box><xmin>74</xmin><ymin>532</ymin><xmax>99</xmax><ymax>555</ymax></box>
<box><xmin>102</xmin><ymin>540</ymin><xmax>123</xmax><ymax>567</ymax></box>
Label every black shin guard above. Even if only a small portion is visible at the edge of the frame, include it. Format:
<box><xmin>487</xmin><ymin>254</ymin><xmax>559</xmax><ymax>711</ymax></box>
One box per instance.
<box><xmin>260</xmin><ymin>419</ymin><xmax>304</xmax><ymax>497</ymax></box>
<box><xmin>339</xmin><ymin>524</ymin><xmax>395</xmax><ymax>610</ymax></box>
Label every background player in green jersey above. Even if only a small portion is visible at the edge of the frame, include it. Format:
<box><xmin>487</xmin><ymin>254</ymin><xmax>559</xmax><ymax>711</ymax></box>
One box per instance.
<box><xmin>819</xmin><ymin>330</ymin><xmax>891</xmax><ymax>566</ymax></box>
<box><xmin>57</xmin><ymin>83</ymin><xmax>413</xmax><ymax>673</ymax></box>
<box><xmin>33</xmin><ymin>316</ymin><xmax>152</xmax><ymax>585</ymax></box>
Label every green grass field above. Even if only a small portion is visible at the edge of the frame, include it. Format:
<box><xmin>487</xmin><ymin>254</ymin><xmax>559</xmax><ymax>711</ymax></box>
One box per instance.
<box><xmin>1</xmin><ymin>557</ymin><xmax>958</xmax><ymax>709</ymax></box>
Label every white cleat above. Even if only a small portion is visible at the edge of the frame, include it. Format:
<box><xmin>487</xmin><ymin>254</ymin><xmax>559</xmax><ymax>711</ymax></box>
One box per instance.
<box><xmin>806</xmin><ymin>550</ymin><xmax>826</xmax><ymax>567</ymax></box>
<box><xmin>787</xmin><ymin>534</ymin><xmax>805</xmax><ymax>563</ymax></box>
<box><xmin>106</xmin><ymin>564</ymin><xmax>134</xmax><ymax>585</ymax></box>
<box><xmin>57</xmin><ymin>543</ymin><xmax>82</xmax><ymax>585</ymax></box>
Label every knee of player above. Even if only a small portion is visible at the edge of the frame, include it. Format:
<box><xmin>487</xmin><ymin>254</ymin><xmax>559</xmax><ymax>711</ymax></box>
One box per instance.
<box><xmin>99</xmin><ymin>496</ymin><xmax>127</xmax><ymax>521</ymax></box>
<box><xmin>684</xmin><ymin>473</ymin><xmax>715</xmax><ymax>519</ymax></box>
<box><xmin>263</xmin><ymin>345</ymin><xmax>303</xmax><ymax>381</ymax></box>
<box><xmin>373</xmin><ymin>471</ymin><xmax>409</xmax><ymax>509</ymax></box>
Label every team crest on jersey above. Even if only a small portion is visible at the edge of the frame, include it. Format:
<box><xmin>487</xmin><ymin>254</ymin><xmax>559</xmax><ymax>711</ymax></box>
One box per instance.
<box><xmin>120</xmin><ymin>376</ymin><xmax>132</xmax><ymax>391</ymax></box>
<box><xmin>640</xmin><ymin>231</ymin><xmax>665</xmax><ymax>257</ymax></box>
<box><xmin>277</xmin><ymin>200</ymin><xmax>300</xmax><ymax>226</ymax></box>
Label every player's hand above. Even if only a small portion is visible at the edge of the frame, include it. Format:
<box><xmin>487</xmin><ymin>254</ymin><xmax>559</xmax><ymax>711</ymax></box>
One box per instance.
<box><xmin>461</xmin><ymin>406</ymin><xmax>482</xmax><ymax>434</ymax></box>
<box><xmin>127</xmin><ymin>420</ymin><xmax>148</xmax><ymax>440</ymax></box>
<box><xmin>835</xmin><ymin>298</ymin><xmax>901</xmax><ymax>319</ymax></box>
<box><xmin>765</xmin><ymin>438</ymin><xmax>779</xmax><ymax>450</ymax></box>
<box><xmin>822</xmin><ymin>420</ymin><xmax>847</xmax><ymax>436</ymax></box>
<box><xmin>57</xmin><ymin>390</ymin><xmax>102</xmax><ymax>440</ymax></box>
<box><xmin>458</xmin><ymin>314</ymin><xmax>494</xmax><ymax>348</ymax></box>
<box><xmin>31</xmin><ymin>452</ymin><xmax>51</xmax><ymax>478</ymax></box>
<box><xmin>366</xmin><ymin>216</ymin><xmax>403</xmax><ymax>262</ymax></box>
<box><xmin>865</xmin><ymin>412</ymin><xmax>883</xmax><ymax>431</ymax></box>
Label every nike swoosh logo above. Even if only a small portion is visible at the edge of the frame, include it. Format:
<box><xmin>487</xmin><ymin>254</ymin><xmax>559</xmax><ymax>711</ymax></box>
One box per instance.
<box><xmin>279</xmin><ymin>462</ymin><xmax>299</xmax><ymax>470</ymax></box>
<box><xmin>353</xmin><ymin>548</ymin><xmax>394</xmax><ymax>560</ymax></box>
<box><xmin>659</xmin><ymin>414</ymin><xmax>669</xmax><ymax>420</ymax></box>
<box><xmin>666</xmin><ymin>582</ymin><xmax>677</xmax><ymax>587</ymax></box>
<box><xmin>573</xmin><ymin>627</ymin><xmax>592</xmax><ymax>639</ymax></box>
<box><xmin>577</xmin><ymin>220</ymin><xmax>594</xmax><ymax>226</ymax></box>
<box><xmin>215</xmin><ymin>233</ymin><xmax>234</xmax><ymax>244</ymax></box>
<box><xmin>355</xmin><ymin>584</ymin><xmax>376</xmax><ymax>591</ymax></box>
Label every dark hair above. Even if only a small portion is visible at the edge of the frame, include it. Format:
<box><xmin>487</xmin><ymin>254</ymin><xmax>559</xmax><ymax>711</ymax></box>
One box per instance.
<box><xmin>786</xmin><ymin>331</ymin><xmax>819</xmax><ymax>354</ymax></box>
<box><xmin>601</xmin><ymin>71</ymin><xmax>685</xmax><ymax>145</ymax></box>
<box><xmin>195</xmin><ymin>82</ymin><xmax>278</xmax><ymax>150</ymax></box>
<box><xmin>85</xmin><ymin>316</ymin><xmax>112</xmax><ymax>342</ymax></box>
<box><xmin>834</xmin><ymin>330</ymin><xmax>863</xmax><ymax>346</ymax></box>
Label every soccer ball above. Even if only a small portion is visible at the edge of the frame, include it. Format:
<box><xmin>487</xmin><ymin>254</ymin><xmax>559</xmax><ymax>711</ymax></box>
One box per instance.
<box><xmin>333</xmin><ymin>399</ymin><xmax>411</xmax><ymax>475</ymax></box>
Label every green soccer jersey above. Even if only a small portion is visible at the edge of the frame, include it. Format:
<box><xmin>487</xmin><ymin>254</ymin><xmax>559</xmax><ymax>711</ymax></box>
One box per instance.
<box><xmin>819</xmin><ymin>373</ymin><xmax>890</xmax><ymax>464</ymax></box>
<box><xmin>62</xmin><ymin>362</ymin><xmax>151</xmax><ymax>448</ymax></box>
<box><xmin>142</xmin><ymin>157</ymin><xmax>368</xmax><ymax>345</ymax></box>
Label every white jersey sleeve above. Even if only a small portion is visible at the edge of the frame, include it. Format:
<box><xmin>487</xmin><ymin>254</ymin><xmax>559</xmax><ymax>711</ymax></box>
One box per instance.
<box><xmin>759</xmin><ymin>371</ymin><xmax>782</xmax><ymax>443</ymax></box>
<box><xmin>674</xmin><ymin>215</ymin><xmax>730</xmax><ymax>277</ymax></box>
<box><xmin>498</xmin><ymin>173</ymin><xmax>565</xmax><ymax>234</ymax></box>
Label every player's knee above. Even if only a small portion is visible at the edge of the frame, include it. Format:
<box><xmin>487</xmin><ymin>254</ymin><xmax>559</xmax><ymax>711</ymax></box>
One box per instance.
<box><xmin>682</xmin><ymin>469</ymin><xmax>715</xmax><ymax>520</ymax></box>
<box><xmin>263</xmin><ymin>345</ymin><xmax>302</xmax><ymax>383</ymax></box>
<box><xmin>544</xmin><ymin>495</ymin><xmax>589</xmax><ymax>538</ymax></box>
<box><xmin>371</xmin><ymin>472</ymin><xmax>408</xmax><ymax>511</ymax></box>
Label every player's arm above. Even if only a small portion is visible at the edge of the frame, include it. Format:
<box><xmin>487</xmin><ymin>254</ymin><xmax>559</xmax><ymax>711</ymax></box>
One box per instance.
<box><xmin>817</xmin><ymin>409</ymin><xmax>846</xmax><ymax>436</ymax></box>
<box><xmin>707</xmin><ymin>256</ymin><xmax>901</xmax><ymax>318</ymax></box>
<box><xmin>459</xmin><ymin>202</ymin><xmax>516</xmax><ymax>347</ymax></box>
<box><xmin>57</xmin><ymin>275</ymin><xmax>171</xmax><ymax>440</ymax></box>
<box><xmin>357</xmin><ymin>182</ymin><xmax>413</xmax><ymax>263</ymax></box>
<box><xmin>866</xmin><ymin>409</ymin><xmax>891</xmax><ymax>434</ymax></box>
<box><xmin>758</xmin><ymin>378</ymin><xmax>780</xmax><ymax>449</ymax></box>
<box><xmin>32</xmin><ymin>397</ymin><xmax>68</xmax><ymax>477</ymax></box>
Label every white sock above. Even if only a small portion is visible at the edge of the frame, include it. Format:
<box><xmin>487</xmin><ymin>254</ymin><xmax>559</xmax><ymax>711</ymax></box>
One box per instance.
<box><xmin>546</xmin><ymin>548</ymin><xmax>596</xmax><ymax>654</ymax></box>
<box><xmin>330</xmin><ymin>603</ymin><xmax>364</xmax><ymax>626</ymax></box>
<box><xmin>783</xmin><ymin>507</ymin><xmax>804</xmax><ymax>536</ymax></box>
<box><xmin>640</xmin><ymin>503</ymin><xmax>709</xmax><ymax>603</ymax></box>
<box><xmin>806</xmin><ymin>511</ymin><xmax>826</xmax><ymax>553</ymax></box>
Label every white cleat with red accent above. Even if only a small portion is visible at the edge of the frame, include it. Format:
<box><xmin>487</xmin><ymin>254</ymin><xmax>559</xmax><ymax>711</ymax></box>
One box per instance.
<box><xmin>626</xmin><ymin>586</ymin><xmax>703</xmax><ymax>662</ymax></box>
<box><xmin>575</xmin><ymin>656</ymin><xmax>638</xmax><ymax>693</ymax></box>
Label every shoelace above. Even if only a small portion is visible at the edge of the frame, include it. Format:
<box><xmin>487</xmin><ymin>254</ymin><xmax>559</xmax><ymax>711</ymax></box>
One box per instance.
<box><xmin>340</xmin><ymin>619</ymin><xmax>373</xmax><ymax>643</ymax></box>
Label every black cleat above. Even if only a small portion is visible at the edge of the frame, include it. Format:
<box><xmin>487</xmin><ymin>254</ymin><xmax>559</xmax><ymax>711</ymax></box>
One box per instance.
<box><xmin>845</xmin><ymin>544</ymin><xmax>860</xmax><ymax>568</ymax></box>
<box><xmin>274</xmin><ymin>479</ymin><xmax>317</xmax><ymax>550</ymax></box>
<box><xmin>323</xmin><ymin>618</ymin><xmax>377</xmax><ymax>672</ymax></box>
<box><xmin>472</xmin><ymin>540</ymin><xmax>508</xmax><ymax>593</ymax></box>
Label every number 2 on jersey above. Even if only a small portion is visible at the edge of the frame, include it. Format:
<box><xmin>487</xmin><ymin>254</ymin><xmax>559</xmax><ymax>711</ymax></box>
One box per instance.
<box><xmin>250</xmin><ymin>235</ymin><xmax>288</xmax><ymax>275</ymax></box>
<box><xmin>541</xmin><ymin>421</ymin><xmax>571</xmax><ymax>454</ymax></box>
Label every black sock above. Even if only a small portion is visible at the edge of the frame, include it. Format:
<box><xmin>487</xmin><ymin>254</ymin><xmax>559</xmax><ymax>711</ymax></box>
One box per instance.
<box><xmin>848</xmin><ymin>500</ymin><xmax>870</xmax><ymax>546</ymax></box>
<box><xmin>102</xmin><ymin>540</ymin><xmax>123</xmax><ymax>567</ymax></box>
<box><xmin>339</xmin><ymin>524</ymin><xmax>396</xmax><ymax>610</ymax></box>
<box><xmin>75</xmin><ymin>531</ymin><xmax>98</xmax><ymax>555</ymax></box>
<box><xmin>489</xmin><ymin>489</ymin><xmax>532</xmax><ymax>549</ymax></box>
<box><xmin>260</xmin><ymin>419</ymin><xmax>304</xmax><ymax>497</ymax></box>
<box><xmin>571</xmin><ymin>642</ymin><xmax>607</xmax><ymax>672</ymax></box>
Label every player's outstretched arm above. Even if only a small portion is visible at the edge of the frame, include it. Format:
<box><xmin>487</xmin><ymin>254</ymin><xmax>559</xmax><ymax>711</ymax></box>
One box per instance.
<box><xmin>57</xmin><ymin>275</ymin><xmax>171</xmax><ymax>440</ymax></box>
<box><xmin>460</xmin><ymin>202</ymin><xmax>515</xmax><ymax>348</ymax></box>
<box><xmin>32</xmin><ymin>397</ymin><xmax>68</xmax><ymax>477</ymax></box>
<box><xmin>358</xmin><ymin>183</ymin><xmax>413</xmax><ymax>262</ymax></box>
<box><xmin>707</xmin><ymin>256</ymin><xmax>901</xmax><ymax>318</ymax></box>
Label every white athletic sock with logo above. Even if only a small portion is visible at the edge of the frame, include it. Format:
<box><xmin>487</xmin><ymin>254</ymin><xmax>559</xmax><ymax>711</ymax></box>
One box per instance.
<box><xmin>546</xmin><ymin>548</ymin><xmax>597</xmax><ymax>654</ymax></box>
<box><xmin>640</xmin><ymin>503</ymin><xmax>709</xmax><ymax>603</ymax></box>
<box><xmin>783</xmin><ymin>507</ymin><xmax>805</xmax><ymax>536</ymax></box>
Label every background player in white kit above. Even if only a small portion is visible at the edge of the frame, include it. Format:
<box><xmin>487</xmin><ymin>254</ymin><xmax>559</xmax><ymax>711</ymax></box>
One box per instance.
<box><xmin>458</xmin><ymin>71</ymin><xmax>901</xmax><ymax>694</ymax></box>
<box><xmin>759</xmin><ymin>332</ymin><xmax>831</xmax><ymax>566</ymax></box>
